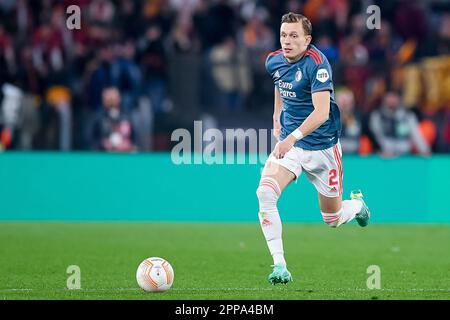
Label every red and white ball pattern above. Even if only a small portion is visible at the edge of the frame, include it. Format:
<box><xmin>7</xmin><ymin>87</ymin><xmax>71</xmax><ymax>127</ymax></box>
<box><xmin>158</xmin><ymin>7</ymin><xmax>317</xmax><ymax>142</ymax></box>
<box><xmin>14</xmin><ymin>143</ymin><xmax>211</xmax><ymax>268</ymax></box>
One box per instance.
<box><xmin>136</xmin><ymin>257</ymin><xmax>174</xmax><ymax>292</ymax></box>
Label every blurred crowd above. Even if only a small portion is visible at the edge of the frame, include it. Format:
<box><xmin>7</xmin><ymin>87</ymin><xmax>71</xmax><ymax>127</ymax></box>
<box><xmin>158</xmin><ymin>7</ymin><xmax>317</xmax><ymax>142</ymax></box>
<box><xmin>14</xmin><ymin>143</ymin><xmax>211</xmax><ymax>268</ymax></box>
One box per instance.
<box><xmin>0</xmin><ymin>0</ymin><xmax>449</xmax><ymax>155</ymax></box>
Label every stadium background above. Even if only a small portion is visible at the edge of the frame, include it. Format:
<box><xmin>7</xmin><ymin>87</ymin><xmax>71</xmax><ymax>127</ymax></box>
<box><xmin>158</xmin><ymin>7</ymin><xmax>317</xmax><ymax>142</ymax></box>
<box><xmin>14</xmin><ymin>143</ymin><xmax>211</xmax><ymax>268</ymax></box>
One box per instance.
<box><xmin>0</xmin><ymin>0</ymin><xmax>449</xmax><ymax>300</ymax></box>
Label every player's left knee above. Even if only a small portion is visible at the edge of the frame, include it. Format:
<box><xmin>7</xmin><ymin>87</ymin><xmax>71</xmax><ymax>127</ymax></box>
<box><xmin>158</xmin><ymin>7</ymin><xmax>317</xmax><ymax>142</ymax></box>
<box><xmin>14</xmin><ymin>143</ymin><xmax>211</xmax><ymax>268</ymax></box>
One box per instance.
<box><xmin>321</xmin><ymin>211</ymin><xmax>341</xmax><ymax>228</ymax></box>
<box><xmin>256</xmin><ymin>177</ymin><xmax>281</xmax><ymax>204</ymax></box>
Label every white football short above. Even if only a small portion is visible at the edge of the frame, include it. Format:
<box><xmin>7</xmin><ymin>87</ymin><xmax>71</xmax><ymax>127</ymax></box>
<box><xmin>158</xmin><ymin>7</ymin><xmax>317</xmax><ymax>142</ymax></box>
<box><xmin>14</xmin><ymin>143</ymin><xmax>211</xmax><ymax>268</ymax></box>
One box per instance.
<box><xmin>266</xmin><ymin>142</ymin><xmax>343</xmax><ymax>198</ymax></box>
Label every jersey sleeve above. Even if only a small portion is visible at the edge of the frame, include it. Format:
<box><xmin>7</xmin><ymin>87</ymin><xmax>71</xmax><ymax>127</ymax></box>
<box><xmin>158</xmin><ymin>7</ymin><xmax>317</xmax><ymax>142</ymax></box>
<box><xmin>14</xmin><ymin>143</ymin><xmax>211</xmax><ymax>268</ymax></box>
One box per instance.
<box><xmin>309</xmin><ymin>59</ymin><xmax>334</xmax><ymax>93</ymax></box>
<box><xmin>265</xmin><ymin>54</ymin><xmax>274</xmax><ymax>79</ymax></box>
<box><xmin>265</xmin><ymin>50</ymin><xmax>282</xmax><ymax>81</ymax></box>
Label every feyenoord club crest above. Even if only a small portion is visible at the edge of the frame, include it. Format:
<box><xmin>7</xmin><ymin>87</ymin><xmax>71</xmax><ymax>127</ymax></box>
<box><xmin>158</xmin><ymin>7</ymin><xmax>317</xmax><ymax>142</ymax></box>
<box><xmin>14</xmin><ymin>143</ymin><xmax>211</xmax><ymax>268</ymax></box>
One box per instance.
<box><xmin>295</xmin><ymin>70</ymin><xmax>302</xmax><ymax>82</ymax></box>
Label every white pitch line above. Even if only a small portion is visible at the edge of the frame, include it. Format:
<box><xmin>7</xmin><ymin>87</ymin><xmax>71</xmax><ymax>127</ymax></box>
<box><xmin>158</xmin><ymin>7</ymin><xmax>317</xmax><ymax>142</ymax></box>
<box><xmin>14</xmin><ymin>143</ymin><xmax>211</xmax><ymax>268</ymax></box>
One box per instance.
<box><xmin>1</xmin><ymin>288</ymin><xmax>450</xmax><ymax>293</ymax></box>
<box><xmin>176</xmin><ymin>288</ymin><xmax>450</xmax><ymax>292</ymax></box>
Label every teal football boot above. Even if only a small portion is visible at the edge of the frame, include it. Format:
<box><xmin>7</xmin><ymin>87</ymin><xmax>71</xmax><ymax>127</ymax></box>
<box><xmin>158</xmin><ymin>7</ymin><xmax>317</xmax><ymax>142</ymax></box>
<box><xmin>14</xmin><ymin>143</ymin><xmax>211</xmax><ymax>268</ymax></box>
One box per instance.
<box><xmin>268</xmin><ymin>264</ymin><xmax>293</xmax><ymax>285</ymax></box>
<box><xmin>350</xmin><ymin>190</ymin><xmax>371</xmax><ymax>227</ymax></box>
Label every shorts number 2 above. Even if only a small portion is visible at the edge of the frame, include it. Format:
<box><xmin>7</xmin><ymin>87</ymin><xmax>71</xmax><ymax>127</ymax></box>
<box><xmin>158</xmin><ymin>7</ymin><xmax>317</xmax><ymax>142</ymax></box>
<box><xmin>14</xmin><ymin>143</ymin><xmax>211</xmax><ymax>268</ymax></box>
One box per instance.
<box><xmin>329</xmin><ymin>169</ymin><xmax>338</xmax><ymax>186</ymax></box>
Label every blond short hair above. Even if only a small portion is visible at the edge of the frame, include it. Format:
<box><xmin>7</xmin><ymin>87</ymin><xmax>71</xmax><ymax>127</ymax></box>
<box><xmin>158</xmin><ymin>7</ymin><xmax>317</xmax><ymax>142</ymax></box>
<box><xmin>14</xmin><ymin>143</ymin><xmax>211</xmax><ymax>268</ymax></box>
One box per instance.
<box><xmin>281</xmin><ymin>12</ymin><xmax>312</xmax><ymax>36</ymax></box>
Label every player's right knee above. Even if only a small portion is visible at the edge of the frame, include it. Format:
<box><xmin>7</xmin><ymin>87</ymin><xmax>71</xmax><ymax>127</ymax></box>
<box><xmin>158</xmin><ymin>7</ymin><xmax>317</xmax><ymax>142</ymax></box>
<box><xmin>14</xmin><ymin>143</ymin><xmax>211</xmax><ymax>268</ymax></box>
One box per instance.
<box><xmin>256</xmin><ymin>177</ymin><xmax>281</xmax><ymax>203</ymax></box>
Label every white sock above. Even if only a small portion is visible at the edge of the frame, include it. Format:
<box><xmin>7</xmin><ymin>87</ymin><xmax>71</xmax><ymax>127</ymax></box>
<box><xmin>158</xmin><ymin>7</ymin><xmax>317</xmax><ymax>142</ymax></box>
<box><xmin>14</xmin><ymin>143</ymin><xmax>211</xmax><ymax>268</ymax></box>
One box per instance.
<box><xmin>321</xmin><ymin>199</ymin><xmax>363</xmax><ymax>227</ymax></box>
<box><xmin>257</xmin><ymin>177</ymin><xmax>286</xmax><ymax>266</ymax></box>
<box><xmin>259</xmin><ymin>212</ymin><xmax>286</xmax><ymax>266</ymax></box>
<box><xmin>340</xmin><ymin>199</ymin><xmax>363</xmax><ymax>224</ymax></box>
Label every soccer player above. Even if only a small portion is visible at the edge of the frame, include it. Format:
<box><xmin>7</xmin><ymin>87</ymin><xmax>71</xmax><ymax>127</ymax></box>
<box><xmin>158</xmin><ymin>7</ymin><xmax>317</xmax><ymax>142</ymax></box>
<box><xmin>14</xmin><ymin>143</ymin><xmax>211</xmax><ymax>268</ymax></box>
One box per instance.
<box><xmin>257</xmin><ymin>12</ymin><xmax>370</xmax><ymax>285</ymax></box>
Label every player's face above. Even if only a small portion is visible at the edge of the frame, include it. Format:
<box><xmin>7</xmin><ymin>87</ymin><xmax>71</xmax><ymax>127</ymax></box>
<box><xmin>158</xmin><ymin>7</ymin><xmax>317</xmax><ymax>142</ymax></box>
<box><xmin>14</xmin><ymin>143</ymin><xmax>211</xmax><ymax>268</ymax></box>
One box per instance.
<box><xmin>280</xmin><ymin>22</ymin><xmax>312</xmax><ymax>62</ymax></box>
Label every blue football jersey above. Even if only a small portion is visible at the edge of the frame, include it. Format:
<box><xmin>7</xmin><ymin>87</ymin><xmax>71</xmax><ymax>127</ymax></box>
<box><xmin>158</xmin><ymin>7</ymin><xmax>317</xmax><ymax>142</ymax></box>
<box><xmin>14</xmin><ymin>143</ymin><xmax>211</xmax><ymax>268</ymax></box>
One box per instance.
<box><xmin>265</xmin><ymin>44</ymin><xmax>341</xmax><ymax>150</ymax></box>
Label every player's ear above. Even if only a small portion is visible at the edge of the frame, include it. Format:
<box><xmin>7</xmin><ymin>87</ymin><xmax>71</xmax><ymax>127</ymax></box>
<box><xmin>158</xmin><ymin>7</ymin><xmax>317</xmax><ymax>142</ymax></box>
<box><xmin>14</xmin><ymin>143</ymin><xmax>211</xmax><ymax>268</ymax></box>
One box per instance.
<box><xmin>305</xmin><ymin>35</ymin><xmax>312</xmax><ymax>46</ymax></box>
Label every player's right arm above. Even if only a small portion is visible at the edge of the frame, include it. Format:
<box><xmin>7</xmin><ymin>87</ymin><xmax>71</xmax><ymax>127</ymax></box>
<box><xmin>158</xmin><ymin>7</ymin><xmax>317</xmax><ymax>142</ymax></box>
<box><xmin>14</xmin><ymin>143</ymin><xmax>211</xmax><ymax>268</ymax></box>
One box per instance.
<box><xmin>273</xmin><ymin>87</ymin><xmax>282</xmax><ymax>140</ymax></box>
<box><xmin>265</xmin><ymin>51</ymin><xmax>283</xmax><ymax>141</ymax></box>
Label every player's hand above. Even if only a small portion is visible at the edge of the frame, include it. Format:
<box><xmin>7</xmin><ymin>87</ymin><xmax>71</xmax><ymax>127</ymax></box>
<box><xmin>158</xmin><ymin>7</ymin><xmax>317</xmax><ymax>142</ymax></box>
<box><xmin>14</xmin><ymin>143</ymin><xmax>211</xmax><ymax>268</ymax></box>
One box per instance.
<box><xmin>273</xmin><ymin>135</ymin><xmax>296</xmax><ymax>159</ymax></box>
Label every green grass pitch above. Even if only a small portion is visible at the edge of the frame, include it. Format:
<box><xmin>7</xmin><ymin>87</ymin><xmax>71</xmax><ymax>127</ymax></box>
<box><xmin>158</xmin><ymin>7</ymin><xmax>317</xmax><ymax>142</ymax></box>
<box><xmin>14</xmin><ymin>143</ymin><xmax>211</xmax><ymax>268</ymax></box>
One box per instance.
<box><xmin>0</xmin><ymin>222</ymin><xmax>449</xmax><ymax>300</ymax></box>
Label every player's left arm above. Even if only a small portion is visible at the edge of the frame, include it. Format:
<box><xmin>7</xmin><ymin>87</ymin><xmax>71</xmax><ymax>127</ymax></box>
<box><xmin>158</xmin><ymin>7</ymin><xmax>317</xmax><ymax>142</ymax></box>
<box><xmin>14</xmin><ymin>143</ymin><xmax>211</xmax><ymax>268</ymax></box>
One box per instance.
<box><xmin>294</xmin><ymin>60</ymin><xmax>334</xmax><ymax>140</ymax></box>
<box><xmin>274</xmin><ymin>91</ymin><xmax>330</xmax><ymax>158</ymax></box>
<box><xmin>298</xmin><ymin>90</ymin><xmax>330</xmax><ymax>136</ymax></box>
<box><xmin>274</xmin><ymin>60</ymin><xmax>333</xmax><ymax>159</ymax></box>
